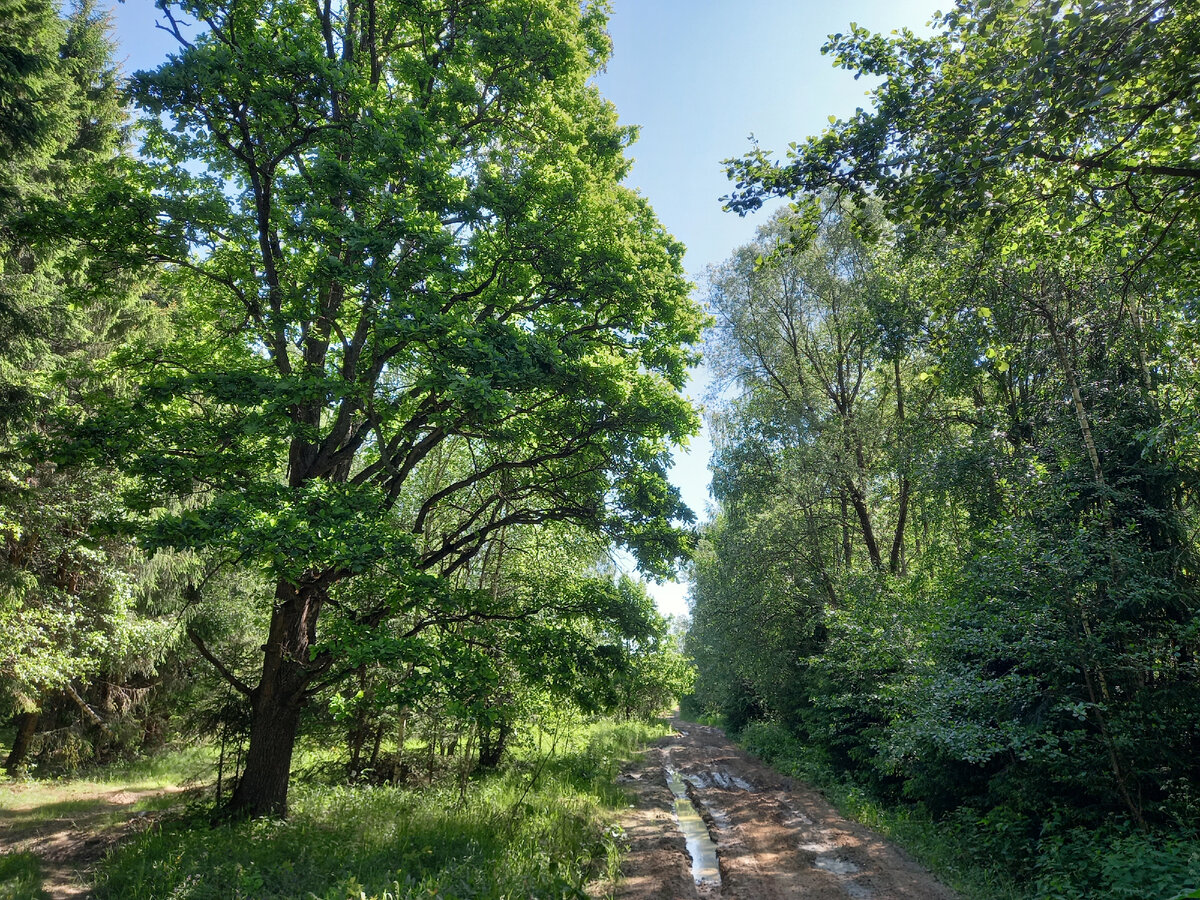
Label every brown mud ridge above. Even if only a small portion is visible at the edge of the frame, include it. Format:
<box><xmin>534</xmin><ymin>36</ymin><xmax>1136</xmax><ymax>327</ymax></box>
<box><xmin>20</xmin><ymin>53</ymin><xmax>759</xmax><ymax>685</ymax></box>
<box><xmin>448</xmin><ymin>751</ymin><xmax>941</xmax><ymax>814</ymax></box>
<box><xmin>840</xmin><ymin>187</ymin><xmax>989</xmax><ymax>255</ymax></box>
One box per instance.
<box><xmin>605</xmin><ymin>718</ymin><xmax>958</xmax><ymax>900</ymax></box>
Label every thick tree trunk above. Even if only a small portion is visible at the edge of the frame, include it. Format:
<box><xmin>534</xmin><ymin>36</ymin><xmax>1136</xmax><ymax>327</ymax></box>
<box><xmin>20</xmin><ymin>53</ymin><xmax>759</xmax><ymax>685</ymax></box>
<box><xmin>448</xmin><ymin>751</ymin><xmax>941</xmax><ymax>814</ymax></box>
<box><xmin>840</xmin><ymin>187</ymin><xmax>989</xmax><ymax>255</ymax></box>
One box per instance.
<box><xmin>478</xmin><ymin>719</ymin><xmax>512</xmax><ymax>769</ymax></box>
<box><xmin>5</xmin><ymin>710</ymin><xmax>39</xmax><ymax>775</ymax></box>
<box><xmin>227</xmin><ymin>579</ymin><xmax>324</xmax><ymax>818</ymax></box>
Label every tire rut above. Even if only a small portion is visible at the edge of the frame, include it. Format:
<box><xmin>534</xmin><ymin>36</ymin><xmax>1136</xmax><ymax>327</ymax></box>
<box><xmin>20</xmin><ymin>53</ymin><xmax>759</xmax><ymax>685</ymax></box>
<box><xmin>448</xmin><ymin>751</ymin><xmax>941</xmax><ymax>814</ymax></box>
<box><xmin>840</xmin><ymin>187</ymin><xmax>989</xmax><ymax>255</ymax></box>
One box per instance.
<box><xmin>600</xmin><ymin>717</ymin><xmax>958</xmax><ymax>900</ymax></box>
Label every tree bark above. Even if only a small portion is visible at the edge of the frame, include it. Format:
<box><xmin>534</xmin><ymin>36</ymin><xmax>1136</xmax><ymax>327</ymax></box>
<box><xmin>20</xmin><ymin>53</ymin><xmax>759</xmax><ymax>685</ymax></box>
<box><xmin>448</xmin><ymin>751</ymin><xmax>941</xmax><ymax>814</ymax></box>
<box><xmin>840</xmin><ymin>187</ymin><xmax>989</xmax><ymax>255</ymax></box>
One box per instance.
<box><xmin>227</xmin><ymin>579</ymin><xmax>324</xmax><ymax>818</ymax></box>
<box><xmin>889</xmin><ymin>475</ymin><xmax>910</xmax><ymax>575</ymax></box>
<box><xmin>889</xmin><ymin>357</ymin><xmax>910</xmax><ymax>575</ymax></box>
<box><xmin>845</xmin><ymin>478</ymin><xmax>883</xmax><ymax>569</ymax></box>
<box><xmin>4</xmin><ymin>710</ymin><xmax>39</xmax><ymax>775</ymax></box>
<box><xmin>478</xmin><ymin>719</ymin><xmax>512</xmax><ymax>769</ymax></box>
<box><xmin>840</xmin><ymin>493</ymin><xmax>852</xmax><ymax>570</ymax></box>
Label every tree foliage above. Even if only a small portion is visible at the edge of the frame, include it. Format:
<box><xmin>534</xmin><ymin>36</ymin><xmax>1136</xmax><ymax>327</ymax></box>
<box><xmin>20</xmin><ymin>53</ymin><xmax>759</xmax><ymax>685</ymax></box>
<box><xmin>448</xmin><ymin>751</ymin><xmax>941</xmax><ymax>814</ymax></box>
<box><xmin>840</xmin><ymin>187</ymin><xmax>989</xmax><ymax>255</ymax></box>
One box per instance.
<box><xmin>60</xmin><ymin>0</ymin><xmax>703</xmax><ymax>816</ymax></box>
<box><xmin>0</xmin><ymin>0</ymin><xmax>178</xmax><ymax>774</ymax></box>
<box><xmin>693</xmin><ymin>6</ymin><xmax>1200</xmax><ymax>883</ymax></box>
<box><xmin>724</xmin><ymin>0</ymin><xmax>1200</xmax><ymax>269</ymax></box>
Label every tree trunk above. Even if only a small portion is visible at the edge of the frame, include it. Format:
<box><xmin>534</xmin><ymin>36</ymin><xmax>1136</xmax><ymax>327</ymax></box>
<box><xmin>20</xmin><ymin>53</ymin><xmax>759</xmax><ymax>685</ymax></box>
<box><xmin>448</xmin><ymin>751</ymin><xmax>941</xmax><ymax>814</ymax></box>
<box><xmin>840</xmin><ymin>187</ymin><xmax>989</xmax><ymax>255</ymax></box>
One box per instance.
<box><xmin>227</xmin><ymin>579</ymin><xmax>324</xmax><ymax>818</ymax></box>
<box><xmin>4</xmin><ymin>710</ymin><xmax>39</xmax><ymax>775</ymax></box>
<box><xmin>478</xmin><ymin>719</ymin><xmax>511</xmax><ymax>769</ymax></box>
<box><xmin>392</xmin><ymin>706</ymin><xmax>408</xmax><ymax>784</ymax></box>
<box><xmin>890</xmin><ymin>476</ymin><xmax>910</xmax><ymax>575</ymax></box>
<box><xmin>1037</xmin><ymin>301</ymin><xmax>1105</xmax><ymax>488</ymax></box>
<box><xmin>845</xmin><ymin>478</ymin><xmax>883</xmax><ymax>569</ymax></box>
<box><xmin>889</xmin><ymin>356</ymin><xmax>910</xmax><ymax>575</ymax></box>
<box><xmin>840</xmin><ymin>493</ymin><xmax>852</xmax><ymax>570</ymax></box>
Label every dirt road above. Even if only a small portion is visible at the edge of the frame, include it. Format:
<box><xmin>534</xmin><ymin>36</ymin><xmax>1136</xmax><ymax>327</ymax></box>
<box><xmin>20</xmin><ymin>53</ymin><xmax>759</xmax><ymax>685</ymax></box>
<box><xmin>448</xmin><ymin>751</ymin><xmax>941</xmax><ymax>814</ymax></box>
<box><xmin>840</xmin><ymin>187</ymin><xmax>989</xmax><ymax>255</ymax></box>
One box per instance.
<box><xmin>606</xmin><ymin>718</ymin><xmax>958</xmax><ymax>900</ymax></box>
<box><xmin>1</xmin><ymin>784</ymin><xmax>178</xmax><ymax>899</ymax></box>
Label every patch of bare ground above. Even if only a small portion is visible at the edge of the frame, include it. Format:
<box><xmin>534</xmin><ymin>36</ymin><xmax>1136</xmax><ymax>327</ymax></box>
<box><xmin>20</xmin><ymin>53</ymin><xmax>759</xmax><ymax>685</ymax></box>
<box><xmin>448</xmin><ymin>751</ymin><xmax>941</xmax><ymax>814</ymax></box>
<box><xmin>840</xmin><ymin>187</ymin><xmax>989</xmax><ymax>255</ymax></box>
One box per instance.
<box><xmin>0</xmin><ymin>784</ymin><xmax>184</xmax><ymax>899</ymax></box>
<box><xmin>595</xmin><ymin>717</ymin><xmax>958</xmax><ymax>900</ymax></box>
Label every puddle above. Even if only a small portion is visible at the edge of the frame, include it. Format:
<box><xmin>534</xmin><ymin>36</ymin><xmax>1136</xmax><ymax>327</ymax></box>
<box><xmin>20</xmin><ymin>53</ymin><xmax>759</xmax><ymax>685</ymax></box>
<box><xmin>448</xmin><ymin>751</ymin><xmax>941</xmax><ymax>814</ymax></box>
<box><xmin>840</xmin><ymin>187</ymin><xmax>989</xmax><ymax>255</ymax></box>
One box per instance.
<box><xmin>813</xmin><ymin>855</ymin><xmax>872</xmax><ymax>898</ymax></box>
<box><xmin>777</xmin><ymin>793</ymin><xmax>814</xmax><ymax>828</ymax></box>
<box><xmin>685</xmin><ymin>769</ymin><xmax>754</xmax><ymax>792</ymax></box>
<box><xmin>814</xmin><ymin>855</ymin><xmax>860</xmax><ymax>876</ymax></box>
<box><xmin>665</xmin><ymin>767</ymin><xmax>720</xmax><ymax>887</ymax></box>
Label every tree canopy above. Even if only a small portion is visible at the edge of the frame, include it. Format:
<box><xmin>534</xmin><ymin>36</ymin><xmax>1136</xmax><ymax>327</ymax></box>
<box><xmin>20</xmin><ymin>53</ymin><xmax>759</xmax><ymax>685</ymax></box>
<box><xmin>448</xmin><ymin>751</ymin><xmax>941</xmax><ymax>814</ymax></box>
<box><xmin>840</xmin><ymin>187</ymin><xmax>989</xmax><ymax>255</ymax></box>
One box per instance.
<box><xmin>55</xmin><ymin>0</ymin><xmax>705</xmax><ymax>817</ymax></box>
<box><xmin>724</xmin><ymin>0</ymin><xmax>1200</xmax><ymax>270</ymax></box>
<box><xmin>690</xmin><ymin>3</ymin><xmax>1200</xmax><ymax>894</ymax></box>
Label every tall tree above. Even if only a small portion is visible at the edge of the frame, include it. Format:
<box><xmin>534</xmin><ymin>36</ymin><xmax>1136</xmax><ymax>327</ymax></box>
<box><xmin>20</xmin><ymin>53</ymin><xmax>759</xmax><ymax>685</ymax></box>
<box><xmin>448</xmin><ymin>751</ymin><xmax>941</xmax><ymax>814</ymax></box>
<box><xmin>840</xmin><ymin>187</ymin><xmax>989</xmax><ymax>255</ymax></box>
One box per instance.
<box><xmin>723</xmin><ymin>0</ymin><xmax>1200</xmax><ymax>279</ymax></box>
<box><xmin>706</xmin><ymin>202</ymin><xmax>924</xmax><ymax>576</ymax></box>
<box><xmin>79</xmin><ymin>0</ymin><xmax>704</xmax><ymax>817</ymax></box>
<box><xmin>0</xmin><ymin>0</ymin><xmax>169</xmax><ymax>774</ymax></box>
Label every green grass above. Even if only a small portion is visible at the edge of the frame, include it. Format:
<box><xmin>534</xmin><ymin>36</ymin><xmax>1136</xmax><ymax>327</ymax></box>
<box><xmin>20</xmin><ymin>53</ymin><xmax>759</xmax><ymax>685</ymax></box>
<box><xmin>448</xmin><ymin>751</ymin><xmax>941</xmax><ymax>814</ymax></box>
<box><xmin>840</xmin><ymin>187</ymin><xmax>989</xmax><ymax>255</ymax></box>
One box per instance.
<box><xmin>0</xmin><ymin>743</ymin><xmax>216</xmax><ymax>900</ymax></box>
<box><xmin>719</xmin><ymin>719</ymin><xmax>1022</xmax><ymax>900</ymax></box>
<box><xmin>726</xmin><ymin>718</ymin><xmax>1200</xmax><ymax>900</ymax></box>
<box><xmin>0</xmin><ymin>853</ymin><xmax>46</xmax><ymax>900</ymax></box>
<box><xmin>92</xmin><ymin>717</ymin><xmax>667</xmax><ymax>900</ymax></box>
<box><xmin>1</xmin><ymin>745</ymin><xmax>212</xmax><ymax>830</ymax></box>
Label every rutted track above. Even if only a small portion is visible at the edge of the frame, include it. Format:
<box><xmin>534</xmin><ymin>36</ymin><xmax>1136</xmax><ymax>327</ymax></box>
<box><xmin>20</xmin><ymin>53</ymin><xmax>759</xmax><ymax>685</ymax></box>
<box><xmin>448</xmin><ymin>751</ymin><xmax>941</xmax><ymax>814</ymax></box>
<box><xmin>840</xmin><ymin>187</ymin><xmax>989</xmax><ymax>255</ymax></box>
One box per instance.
<box><xmin>603</xmin><ymin>718</ymin><xmax>958</xmax><ymax>900</ymax></box>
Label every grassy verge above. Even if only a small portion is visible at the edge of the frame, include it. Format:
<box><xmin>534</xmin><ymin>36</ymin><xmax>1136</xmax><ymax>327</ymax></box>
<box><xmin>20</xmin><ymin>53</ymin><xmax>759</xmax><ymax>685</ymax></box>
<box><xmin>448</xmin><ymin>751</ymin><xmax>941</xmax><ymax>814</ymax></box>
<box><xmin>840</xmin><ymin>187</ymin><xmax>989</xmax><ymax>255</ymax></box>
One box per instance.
<box><xmin>727</xmin><ymin>719</ymin><xmax>1200</xmax><ymax>900</ymax></box>
<box><xmin>1</xmin><ymin>745</ymin><xmax>213</xmax><ymax>831</ymax></box>
<box><xmin>0</xmin><ymin>852</ymin><xmax>45</xmax><ymax>900</ymax></box>
<box><xmin>719</xmin><ymin>720</ymin><xmax>1021</xmax><ymax>900</ymax></box>
<box><xmin>91</xmin><ymin>717</ymin><xmax>666</xmax><ymax>900</ymax></box>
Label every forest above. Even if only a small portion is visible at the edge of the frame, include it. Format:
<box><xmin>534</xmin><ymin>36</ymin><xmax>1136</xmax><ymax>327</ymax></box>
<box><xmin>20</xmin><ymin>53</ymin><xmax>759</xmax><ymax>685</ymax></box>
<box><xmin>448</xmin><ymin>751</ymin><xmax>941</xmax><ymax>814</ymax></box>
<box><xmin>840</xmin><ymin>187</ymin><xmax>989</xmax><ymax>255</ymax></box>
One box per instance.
<box><xmin>2</xmin><ymin>0</ymin><xmax>1199</xmax><ymax>898</ymax></box>
<box><xmin>691</xmin><ymin>0</ymin><xmax>1200</xmax><ymax>896</ymax></box>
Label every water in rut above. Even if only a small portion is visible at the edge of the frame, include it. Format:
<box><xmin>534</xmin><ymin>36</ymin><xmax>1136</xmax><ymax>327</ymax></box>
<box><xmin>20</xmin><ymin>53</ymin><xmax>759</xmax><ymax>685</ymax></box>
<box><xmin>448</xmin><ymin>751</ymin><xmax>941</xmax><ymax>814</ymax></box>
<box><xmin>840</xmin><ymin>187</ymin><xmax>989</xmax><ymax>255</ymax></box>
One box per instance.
<box><xmin>664</xmin><ymin>766</ymin><xmax>720</xmax><ymax>887</ymax></box>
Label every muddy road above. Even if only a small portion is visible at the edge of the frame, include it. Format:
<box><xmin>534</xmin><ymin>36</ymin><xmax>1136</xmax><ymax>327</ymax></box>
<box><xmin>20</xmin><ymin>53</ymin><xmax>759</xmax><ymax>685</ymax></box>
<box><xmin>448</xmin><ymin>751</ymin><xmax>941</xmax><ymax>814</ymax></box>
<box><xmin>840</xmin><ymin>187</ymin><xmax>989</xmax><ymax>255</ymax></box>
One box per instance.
<box><xmin>604</xmin><ymin>718</ymin><xmax>957</xmax><ymax>900</ymax></box>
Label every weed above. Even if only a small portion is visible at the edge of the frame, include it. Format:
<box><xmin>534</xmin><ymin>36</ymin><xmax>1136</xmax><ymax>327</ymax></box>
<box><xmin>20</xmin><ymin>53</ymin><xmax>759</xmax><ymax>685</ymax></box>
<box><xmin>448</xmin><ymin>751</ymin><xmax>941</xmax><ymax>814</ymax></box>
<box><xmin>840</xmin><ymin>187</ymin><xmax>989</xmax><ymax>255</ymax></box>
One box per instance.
<box><xmin>0</xmin><ymin>852</ymin><xmax>45</xmax><ymax>900</ymax></box>
<box><xmin>92</xmin><ymin>718</ymin><xmax>665</xmax><ymax>900</ymax></box>
<box><xmin>731</xmin><ymin>719</ymin><xmax>1200</xmax><ymax>900</ymax></box>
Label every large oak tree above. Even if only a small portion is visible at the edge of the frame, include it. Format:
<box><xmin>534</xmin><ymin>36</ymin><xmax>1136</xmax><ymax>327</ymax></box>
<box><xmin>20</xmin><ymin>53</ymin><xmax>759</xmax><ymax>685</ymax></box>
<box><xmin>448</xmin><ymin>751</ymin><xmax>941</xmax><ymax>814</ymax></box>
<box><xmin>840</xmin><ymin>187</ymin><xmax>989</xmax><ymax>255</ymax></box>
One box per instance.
<box><xmin>79</xmin><ymin>0</ymin><xmax>704</xmax><ymax>817</ymax></box>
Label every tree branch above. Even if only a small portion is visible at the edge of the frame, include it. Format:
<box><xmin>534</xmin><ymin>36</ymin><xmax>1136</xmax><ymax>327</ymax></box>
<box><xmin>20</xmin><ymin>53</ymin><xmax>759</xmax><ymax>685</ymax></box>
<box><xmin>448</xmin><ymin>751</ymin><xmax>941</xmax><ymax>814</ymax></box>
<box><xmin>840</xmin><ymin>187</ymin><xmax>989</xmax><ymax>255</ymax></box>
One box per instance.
<box><xmin>187</xmin><ymin>625</ymin><xmax>254</xmax><ymax>696</ymax></box>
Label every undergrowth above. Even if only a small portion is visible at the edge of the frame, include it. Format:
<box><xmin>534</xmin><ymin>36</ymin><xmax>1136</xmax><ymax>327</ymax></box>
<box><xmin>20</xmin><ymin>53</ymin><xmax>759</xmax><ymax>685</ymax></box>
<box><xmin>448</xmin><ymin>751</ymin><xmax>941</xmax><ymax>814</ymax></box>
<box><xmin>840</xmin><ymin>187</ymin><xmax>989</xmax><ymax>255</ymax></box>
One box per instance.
<box><xmin>91</xmin><ymin>717</ymin><xmax>665</xmax><ymax>900</ymax></box>
<box><xmin>733</xmin><ymin>719</ymin><xmax>1200</xmax><ymax>900</ymax></box>
<box><xmin>0</xmin><ymin>852</ymin><xmax>45</xmax><ymax>900</ymax></box>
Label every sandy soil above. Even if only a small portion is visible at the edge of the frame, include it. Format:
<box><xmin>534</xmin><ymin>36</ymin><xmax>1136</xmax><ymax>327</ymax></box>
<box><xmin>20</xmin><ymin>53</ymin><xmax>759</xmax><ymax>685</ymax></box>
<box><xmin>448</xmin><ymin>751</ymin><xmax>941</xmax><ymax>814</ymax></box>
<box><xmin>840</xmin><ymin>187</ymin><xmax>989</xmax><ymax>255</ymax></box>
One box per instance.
<box><xmin>602</xmin><ymin>717</ymin><xmax>959</xmax><ymax>900</ymax></box>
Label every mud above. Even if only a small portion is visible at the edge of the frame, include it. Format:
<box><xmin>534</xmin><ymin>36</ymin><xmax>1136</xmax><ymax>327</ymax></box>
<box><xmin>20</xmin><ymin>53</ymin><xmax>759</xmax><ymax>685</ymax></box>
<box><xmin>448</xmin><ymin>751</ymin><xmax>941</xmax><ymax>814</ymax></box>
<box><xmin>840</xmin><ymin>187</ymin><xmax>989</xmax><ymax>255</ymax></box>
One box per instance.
<box><xmin>600</xmin><ymin>717</ymin><xmax>958</xmax><ymax>900</ymax></box>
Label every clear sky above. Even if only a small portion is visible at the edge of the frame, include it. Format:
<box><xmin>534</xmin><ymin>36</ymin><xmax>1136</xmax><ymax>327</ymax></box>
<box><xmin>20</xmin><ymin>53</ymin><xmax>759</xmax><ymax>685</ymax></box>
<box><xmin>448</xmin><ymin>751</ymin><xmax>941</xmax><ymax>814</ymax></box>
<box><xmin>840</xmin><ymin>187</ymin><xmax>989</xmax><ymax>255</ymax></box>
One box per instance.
<box><xmin>595</xmin><ymin>1</ymin><xmax>939</xmax><ymax>616</ymax></box>
<box><xmin>102</xmin><ymin>0</ymin><xmax>940</xmax><ymax>618</ymax></box>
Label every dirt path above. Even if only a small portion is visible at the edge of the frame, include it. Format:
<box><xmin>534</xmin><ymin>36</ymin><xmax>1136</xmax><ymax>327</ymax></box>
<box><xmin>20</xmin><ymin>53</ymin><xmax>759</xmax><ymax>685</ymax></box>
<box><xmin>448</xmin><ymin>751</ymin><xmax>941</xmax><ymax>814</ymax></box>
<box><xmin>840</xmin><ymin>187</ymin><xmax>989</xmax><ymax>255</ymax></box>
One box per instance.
<box><xmin>604</xmin><ymin>718</ymin><xmax>958</xmax><ymax>900</ymax></box>
<box><xmin>0</xmin><ymin>784</ymin><xmax>181</xmax><ymax>899</ymax></box>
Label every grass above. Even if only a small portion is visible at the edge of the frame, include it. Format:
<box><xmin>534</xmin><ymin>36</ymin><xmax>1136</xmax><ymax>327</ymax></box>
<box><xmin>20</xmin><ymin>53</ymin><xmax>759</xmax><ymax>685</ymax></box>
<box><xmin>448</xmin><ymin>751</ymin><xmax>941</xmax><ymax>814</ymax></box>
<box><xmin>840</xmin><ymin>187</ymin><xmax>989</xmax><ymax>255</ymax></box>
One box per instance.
<box><xmin>714</xmin><ymin>718</ymin><xmax>1023</xmax><ymax>900</ymax></box>
<box><xmin>0</xmin><ymin>744</ymin><xmax>218</xmax><ymax>900</ymax></box>
<box><xmin>91</xmin><ymin>717</ymin><xmax>667</xmax><ymax>900</ymax></box>
<box><xmin>1</xmin><ymin>745</ymin><xmax>213</xmax><ymax>829</ymax></box>
<box><xmin>724</xmin><ymin>718</ymin><xmax>1200</xmax><ymax>900</ymax></box>
<box><xmin>0</xmin><ymin>853</ymin><xmax>46</xmax><ymax>900</ymax></box>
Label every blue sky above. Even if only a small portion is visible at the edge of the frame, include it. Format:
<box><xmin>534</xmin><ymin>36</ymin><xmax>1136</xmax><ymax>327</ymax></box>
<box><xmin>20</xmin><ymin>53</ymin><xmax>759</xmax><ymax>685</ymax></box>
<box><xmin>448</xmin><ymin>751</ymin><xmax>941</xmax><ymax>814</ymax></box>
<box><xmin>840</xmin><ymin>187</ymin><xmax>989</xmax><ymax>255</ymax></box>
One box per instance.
<box><xmin>597</xmin><ymin>1</ymin><xmax>939</xmax><ymax>615</ymax></box>
<box><xmin>102</xmin><ymin>0</ymin><xmax>939</xmax><ymax>617</ymax></box>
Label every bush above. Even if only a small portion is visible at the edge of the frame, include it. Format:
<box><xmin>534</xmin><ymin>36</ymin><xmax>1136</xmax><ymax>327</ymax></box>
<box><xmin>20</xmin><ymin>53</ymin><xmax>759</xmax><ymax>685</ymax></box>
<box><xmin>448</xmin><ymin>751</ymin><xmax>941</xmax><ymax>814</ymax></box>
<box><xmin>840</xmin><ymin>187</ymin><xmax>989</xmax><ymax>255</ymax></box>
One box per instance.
<box><xmin>1033</xmin><ymin>826</ymin><xmax>1200</xmax><ymax>900</ymax></box>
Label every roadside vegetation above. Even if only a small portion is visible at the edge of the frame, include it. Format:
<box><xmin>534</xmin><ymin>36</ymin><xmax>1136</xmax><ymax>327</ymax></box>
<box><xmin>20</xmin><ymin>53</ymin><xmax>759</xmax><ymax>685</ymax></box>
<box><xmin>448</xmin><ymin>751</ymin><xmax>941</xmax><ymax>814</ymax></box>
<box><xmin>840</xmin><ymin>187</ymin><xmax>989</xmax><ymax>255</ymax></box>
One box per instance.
<box><xmin>6</xmin><ymin>0</ymin><xmax>1200</xmax><ymax>897</ymax></box>
<box><xmin>1</xmin><ymin>0</ymin><xmax>696</xmax><ymax>815</ymax></box>
<box><xmin>729</xmin><ymin>717</ymin><xmax>1200</xmax><ymax>900</ymax></box>
<box><xmin>2</xmin><ymin>716</ymin><xmax>666</xmax><ymax>899</ymax></box>
<box><xmin>689</xmin><ymin>3</ymin><xmax>1200</xmax><ymax>899</ymax></box>
<box><xmin>92</xmin><ymin>717</ymin><xmax>663</xmax><ymax>900</ymax></box>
